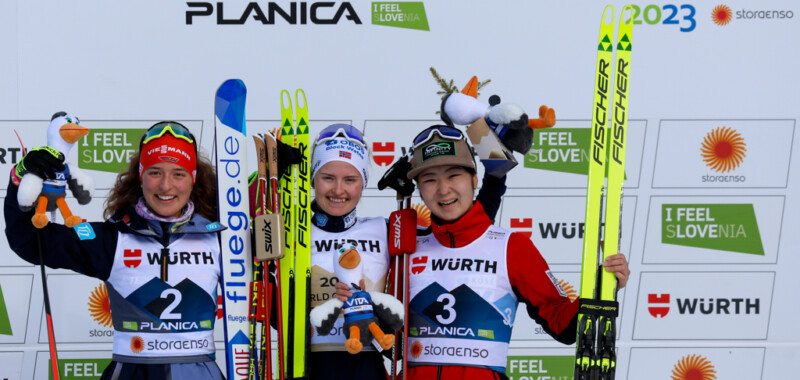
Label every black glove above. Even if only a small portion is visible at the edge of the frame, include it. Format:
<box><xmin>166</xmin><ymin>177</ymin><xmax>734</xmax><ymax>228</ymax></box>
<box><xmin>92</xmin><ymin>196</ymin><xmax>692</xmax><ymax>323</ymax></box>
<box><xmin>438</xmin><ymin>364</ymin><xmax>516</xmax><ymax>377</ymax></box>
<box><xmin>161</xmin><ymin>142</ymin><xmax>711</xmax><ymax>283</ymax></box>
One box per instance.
<box><xmin>276</xmin><ymin>139</ymin><xmax>302</xmax><ymax>180</ymax></box>
<box><xmin>15</xmin><ymin>146</ymin><xmax>65</xmax><ymax>180</ymax></box>
<box><xmin>378</xmin><ymin>154</ymin><xmax>415</xmax><ymax>196</ymax></box>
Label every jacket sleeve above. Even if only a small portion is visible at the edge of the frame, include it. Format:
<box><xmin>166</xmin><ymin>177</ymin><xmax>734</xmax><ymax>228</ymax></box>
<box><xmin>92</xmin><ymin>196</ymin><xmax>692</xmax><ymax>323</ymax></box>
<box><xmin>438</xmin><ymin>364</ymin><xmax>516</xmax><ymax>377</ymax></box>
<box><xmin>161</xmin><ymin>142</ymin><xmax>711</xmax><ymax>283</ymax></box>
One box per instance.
<box><xmin>475</xmin><ymin>174</ymin><xmax>507</xmax><ymax>223</ymax></box>
<box><xmin>507</xmin><ymin>232</ymin><xmax>578</xmax><ymax>344</ymax></box>
<box><xmin>4</xmin><ymin>177</ymin><xmax>119</xmax><ymax>280</ymax></box>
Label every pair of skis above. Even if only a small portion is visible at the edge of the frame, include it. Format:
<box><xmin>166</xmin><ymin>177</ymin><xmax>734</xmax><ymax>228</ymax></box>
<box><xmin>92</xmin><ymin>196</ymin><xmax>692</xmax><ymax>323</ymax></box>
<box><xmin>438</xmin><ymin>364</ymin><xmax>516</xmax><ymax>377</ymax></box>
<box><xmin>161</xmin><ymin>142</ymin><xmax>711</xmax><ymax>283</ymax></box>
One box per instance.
<box><xmin>278</xmin><ymin>89</ymin><xmax>312</xmax><ymax>380</ymax></box>
<box><xmin>252</xmin><ymin>131</ymin><xmax>286</xmax><ymax>380</ymax></box>
<box><xmin>575</xmin><ymin>5</ymin><xmax>633</xmax><ymax>380</ymax></box>
<box><xmin>215</xmin><ymin>80</ymin><xmax>311</xmax><ymax>379</ymax></box>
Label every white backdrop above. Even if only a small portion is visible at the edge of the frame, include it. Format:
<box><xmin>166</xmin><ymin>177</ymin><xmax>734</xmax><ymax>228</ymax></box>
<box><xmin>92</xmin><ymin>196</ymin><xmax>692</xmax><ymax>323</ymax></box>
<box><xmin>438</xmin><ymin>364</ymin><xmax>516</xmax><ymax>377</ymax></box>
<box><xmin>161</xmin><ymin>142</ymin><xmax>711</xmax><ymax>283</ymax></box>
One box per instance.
<box><xmin>1</xmin><ymin>1</ymin><xmax>798</xmax><ymax>379</ymax></box>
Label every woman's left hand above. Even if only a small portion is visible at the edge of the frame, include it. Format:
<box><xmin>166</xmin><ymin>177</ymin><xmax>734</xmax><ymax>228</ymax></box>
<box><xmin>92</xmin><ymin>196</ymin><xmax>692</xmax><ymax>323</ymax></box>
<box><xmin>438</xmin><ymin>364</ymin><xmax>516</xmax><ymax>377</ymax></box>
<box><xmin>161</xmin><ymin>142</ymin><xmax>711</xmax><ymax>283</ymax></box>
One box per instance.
<box><xmin>602</xmin><ymin>253</ymin><xmax>631</xmax><ymax>290</ymax></box>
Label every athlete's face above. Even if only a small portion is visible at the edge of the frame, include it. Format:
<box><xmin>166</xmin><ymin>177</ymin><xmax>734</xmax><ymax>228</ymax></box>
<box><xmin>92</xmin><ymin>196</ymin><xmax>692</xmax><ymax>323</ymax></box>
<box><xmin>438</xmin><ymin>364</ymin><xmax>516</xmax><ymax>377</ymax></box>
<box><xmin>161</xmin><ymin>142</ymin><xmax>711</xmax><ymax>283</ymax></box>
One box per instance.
<box><xmin>313</xmin><ymin>161</ymin><xmax>363</xmax><ymax>217</ymax></box>
<box><xmin>417</xmin><ymin>165</ymin><xmax>477</xmax><ymax>223</ymax></box>
<box><xmin>141</xmin><ymin>162</ymin><xmax>193</xmax><ymax>218</ymax></box>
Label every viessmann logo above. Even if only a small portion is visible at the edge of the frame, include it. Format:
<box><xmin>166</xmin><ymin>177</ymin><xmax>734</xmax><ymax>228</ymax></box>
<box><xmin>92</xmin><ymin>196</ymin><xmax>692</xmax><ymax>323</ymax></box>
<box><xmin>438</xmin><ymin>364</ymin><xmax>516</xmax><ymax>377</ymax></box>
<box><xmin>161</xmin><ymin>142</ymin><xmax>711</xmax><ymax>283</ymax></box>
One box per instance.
<box><xmin>671</xmin><ymin>354</ymin><xmax>717</xmax><ymax>380</ymax></box>
<box><xmin>647</xmin><ymin>293</ymin><xmax>760</xmax><ymax>318</ymax></box>
<box><xmin>185</xmin><ymin>1</ymin><xmax>429</xmax><ymax>31</ymax></box>
<box><xmin>712</xmin><ymin>3</ymin><xmax>794</xmax><ymax>26</ymax></box>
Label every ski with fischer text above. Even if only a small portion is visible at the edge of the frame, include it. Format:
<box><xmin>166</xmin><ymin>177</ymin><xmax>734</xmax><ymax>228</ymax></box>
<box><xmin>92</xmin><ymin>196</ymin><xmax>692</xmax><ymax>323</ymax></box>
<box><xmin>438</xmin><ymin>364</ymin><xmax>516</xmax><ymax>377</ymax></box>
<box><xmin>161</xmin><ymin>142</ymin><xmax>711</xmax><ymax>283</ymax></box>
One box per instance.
<box><xmin>575</xmin><ymin>5</ymin><xmax>633</xmax><ymax>380</ymax></box>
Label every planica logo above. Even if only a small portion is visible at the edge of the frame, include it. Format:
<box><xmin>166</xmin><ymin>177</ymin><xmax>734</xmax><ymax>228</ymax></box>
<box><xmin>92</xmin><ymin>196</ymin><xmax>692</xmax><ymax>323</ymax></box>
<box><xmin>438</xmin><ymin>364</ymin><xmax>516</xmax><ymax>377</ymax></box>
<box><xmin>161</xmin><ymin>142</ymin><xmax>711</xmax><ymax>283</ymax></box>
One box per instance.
<box><xmin>186</xmin><ymin>1</ymin><xmax>361</xmax><ymax>25</ymax></box>
<box><xmin>671</xmin><ymin>354</ymin><xmax>717</xmax><ymax>380</ymax></box>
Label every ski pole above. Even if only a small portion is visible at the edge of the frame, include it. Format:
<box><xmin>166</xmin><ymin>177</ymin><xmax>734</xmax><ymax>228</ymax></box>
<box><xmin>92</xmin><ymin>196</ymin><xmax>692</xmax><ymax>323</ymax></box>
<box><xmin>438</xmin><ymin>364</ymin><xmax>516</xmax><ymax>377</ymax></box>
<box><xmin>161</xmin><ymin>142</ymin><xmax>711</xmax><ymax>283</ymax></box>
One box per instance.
<box><xmin>37</xmin><ymin>228</ymin><xmax>61</xmax><ymax>380</ymax></box>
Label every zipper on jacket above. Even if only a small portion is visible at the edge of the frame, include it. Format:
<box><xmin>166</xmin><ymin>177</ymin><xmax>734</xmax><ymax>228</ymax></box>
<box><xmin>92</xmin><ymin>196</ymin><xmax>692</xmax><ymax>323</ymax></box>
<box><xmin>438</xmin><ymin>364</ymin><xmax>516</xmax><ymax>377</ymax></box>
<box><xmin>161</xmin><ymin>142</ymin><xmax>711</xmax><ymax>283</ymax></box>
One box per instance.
<box><xmin>159</xmin><ymin>222</ymin><xmax>171</xmax><ymax>282</ymax></box>
<box><xmin>437</xmin><ymin>365</ymin><xmax>442</xmax><ymax>380</ymax></box>
<box><xmin>447</xmin><ymin>231</ymin><xmax>455</xmax><ymax>248</ymax></box>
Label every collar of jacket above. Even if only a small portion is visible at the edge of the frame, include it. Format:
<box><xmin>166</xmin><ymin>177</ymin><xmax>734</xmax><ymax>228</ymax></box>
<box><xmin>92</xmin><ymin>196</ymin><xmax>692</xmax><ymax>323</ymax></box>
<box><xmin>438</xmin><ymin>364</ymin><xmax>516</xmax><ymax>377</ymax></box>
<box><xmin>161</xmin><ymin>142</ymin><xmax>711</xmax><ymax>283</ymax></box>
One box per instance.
<box><xmin>311</xmin><ymin>200</ymin><xmax>357</xmax><ymax>233</ymax></box>
<box><xmin>430</xmin><ymin>201</ymin><xmax>492</xmax><ymax>248</ymax></box>
<box><xmin>109</xmin><ymin>207</ymin><xmax>226</xmax><ymax>238</ymax></box>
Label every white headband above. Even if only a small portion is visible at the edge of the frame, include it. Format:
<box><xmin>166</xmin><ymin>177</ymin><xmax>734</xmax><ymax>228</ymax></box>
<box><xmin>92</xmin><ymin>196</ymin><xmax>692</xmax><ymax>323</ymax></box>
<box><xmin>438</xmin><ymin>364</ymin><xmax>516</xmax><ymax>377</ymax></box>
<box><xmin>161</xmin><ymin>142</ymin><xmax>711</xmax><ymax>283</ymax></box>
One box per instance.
<box><xmin>310</xmin><ymin>137</ymin><xmax>369</xmax><ymax>189</ymax></box>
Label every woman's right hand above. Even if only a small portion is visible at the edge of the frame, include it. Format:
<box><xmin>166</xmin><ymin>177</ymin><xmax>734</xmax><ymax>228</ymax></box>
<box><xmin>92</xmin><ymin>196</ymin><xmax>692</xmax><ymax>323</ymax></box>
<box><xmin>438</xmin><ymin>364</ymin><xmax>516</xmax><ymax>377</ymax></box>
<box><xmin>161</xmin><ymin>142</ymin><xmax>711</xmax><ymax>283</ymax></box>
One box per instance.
<box><xmin>333</xmin><ymin>279</ymin><xmax>365</xmax><ymax>302</ymax></box>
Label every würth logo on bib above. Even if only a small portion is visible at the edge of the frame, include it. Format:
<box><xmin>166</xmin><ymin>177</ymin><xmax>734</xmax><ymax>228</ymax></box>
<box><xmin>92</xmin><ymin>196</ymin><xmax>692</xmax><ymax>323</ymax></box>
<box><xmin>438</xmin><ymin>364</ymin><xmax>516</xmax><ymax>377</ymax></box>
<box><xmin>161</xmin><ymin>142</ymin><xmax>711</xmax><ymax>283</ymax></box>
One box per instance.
<box><xmin>410</xmin><ymin>256</ymin><xmax>428</xmax><ymax>274</ymax></box>
<box><xmin>124</xmin><ymin>249</ymin><xmax>142</xmax><ymax>268</ymax></box>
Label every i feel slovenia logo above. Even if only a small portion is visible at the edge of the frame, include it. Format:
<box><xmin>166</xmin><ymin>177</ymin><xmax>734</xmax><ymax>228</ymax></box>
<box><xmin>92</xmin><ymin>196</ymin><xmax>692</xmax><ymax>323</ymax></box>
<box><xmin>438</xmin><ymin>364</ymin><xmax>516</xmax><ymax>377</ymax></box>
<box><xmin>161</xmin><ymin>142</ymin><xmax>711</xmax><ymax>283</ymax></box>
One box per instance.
<box><xmin>661</xmin><ymin>203</ymin><xmax>764</xmax><ymax>255</ymax></box>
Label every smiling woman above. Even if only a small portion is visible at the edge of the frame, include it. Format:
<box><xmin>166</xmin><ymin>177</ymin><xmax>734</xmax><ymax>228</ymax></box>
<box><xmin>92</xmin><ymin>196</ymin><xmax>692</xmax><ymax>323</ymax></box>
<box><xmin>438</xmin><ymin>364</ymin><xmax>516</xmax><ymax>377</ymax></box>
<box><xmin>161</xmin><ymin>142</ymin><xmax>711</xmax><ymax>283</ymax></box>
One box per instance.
<box><xmin>5</xmin><ymin>120</ymin><xmax>227</xmax><ymax>379</ymax></box>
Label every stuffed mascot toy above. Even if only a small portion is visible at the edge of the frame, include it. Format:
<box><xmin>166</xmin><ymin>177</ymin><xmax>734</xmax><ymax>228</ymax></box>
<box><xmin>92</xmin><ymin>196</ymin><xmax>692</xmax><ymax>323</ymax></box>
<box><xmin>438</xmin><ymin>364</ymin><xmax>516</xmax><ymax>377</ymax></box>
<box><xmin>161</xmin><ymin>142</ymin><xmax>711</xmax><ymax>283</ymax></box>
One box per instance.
<box><xmin>15</xmin><ymin>112</ymin><xmax>92</xmax><ymax>228</ymax></box>
<box><xmin>310</xmin><ymin>244</ymin><xmax>404</xmax><ymax>354</ymax></box>
<box><xmin>439</xmin><ymin>77</ymin><xmax>556</xmax><ymax>155</ymax></box>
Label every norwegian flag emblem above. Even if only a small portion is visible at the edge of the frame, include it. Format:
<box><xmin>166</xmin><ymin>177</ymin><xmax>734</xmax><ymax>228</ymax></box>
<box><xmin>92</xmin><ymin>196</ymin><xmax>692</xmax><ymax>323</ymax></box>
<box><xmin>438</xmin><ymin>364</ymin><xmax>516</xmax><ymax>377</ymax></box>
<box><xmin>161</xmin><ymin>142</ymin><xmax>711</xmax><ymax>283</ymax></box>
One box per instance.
<box><xmin>123</xmin><ymin>249</ymin><xmax>142</xmax><ymax>268</ymax></box>
<box><xmin>339</xmin><ymin>151</ymin><xmax>352</xmax><ymax>159</ymax></box>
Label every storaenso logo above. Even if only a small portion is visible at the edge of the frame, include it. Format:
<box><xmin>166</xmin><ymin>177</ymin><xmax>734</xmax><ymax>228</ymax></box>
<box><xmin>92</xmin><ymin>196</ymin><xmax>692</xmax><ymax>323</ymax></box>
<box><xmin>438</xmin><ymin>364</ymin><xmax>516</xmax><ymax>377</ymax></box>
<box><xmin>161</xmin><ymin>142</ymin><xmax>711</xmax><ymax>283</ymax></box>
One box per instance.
<box><xmin>661</xmin><ymin>204</ymin><xmax>764</xmax><ymax>255</ymax></box>
<box><xmin>700</xmin><ymin>126</ymin><xmax>746</xmax><ymax>184</ymax></box>
<box><xmin>186</xmin><ymin>2</ymin><xmax>362</xmax><ymax>25</ymax></box>
<box><xmin>671</xmin><ymin>354</ymin><xmax>717</xmax><ymax>380</ymax></box>
<box><xmin>0</xmin><ymin>283</ymin><xmax>12</xmax><ymax>335</ymax></box>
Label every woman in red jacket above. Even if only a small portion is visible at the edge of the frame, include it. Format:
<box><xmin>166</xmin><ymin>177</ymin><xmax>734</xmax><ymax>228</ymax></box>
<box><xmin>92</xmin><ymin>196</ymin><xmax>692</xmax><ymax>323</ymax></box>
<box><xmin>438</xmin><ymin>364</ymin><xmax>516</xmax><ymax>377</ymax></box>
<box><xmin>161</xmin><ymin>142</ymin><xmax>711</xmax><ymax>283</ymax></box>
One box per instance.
<box><xmin>402</xmin><ymin>125</ymin><xmax>630</xmax><ymax>380</ymax></box>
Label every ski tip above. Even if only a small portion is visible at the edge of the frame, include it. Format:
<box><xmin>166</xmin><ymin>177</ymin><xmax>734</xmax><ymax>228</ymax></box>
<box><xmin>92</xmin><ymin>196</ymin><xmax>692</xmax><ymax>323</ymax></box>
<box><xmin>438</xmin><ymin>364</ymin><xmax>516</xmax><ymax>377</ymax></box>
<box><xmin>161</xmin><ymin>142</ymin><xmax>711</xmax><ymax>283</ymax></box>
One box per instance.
<box><xmin>215</xmin><ymin>79</ymin><xmax>247</xmax><ymax>133</ymax></box>
<box><xmin>620</xmin><ymin>5</ymin><xmax>635</xmax><ymax>26</ymax></box>
<box><xmin>295</xmin><ymin>89</ymin><xmax>307</xmax><ymax>109</ymax></box>
<box><xmin>602</xmin><ymin>5</ymin><xmax>615</xmax><ymax>26</ymax></box>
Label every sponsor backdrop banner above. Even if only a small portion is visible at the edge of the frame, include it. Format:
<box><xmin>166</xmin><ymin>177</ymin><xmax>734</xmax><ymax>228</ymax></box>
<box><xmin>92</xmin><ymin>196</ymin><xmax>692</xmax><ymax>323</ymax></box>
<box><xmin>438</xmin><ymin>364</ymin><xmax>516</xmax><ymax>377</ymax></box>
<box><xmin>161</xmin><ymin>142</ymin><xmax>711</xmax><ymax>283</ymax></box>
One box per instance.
<box><xmin>1</xmin><ymin>0</ymin><xmax>798</xmax><ymax>379</ymax></box>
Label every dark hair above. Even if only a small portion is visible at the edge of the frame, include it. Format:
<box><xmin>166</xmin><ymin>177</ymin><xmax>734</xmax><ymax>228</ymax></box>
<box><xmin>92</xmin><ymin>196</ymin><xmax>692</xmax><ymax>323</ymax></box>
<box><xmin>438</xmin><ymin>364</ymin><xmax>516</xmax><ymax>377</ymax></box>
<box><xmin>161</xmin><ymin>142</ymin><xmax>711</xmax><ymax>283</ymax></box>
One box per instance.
<box><xmin>104</xmin><ymin>151</ymin><xmax>218</xmax><ymax>220</ymax></box>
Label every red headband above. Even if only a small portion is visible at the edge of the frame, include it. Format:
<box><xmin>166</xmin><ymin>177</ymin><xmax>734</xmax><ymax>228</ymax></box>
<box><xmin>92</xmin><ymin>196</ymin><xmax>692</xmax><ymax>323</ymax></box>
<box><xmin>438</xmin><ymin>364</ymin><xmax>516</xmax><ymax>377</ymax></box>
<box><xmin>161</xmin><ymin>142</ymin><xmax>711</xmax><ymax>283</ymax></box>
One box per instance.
<box><xmin>139</xmin><ymin>133</ymin><xmax>197</xmax><ymax>183</ymax></box>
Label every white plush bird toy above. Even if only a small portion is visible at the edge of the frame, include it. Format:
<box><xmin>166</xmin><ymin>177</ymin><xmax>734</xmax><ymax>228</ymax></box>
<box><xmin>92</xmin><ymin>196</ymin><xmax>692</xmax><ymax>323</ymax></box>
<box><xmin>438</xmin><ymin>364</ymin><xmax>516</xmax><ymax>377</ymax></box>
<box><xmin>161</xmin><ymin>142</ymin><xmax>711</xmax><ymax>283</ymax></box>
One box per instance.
<box><xmin>16</xmin><ymin>112</ymin><xmax>93</xmax><ymax>228</ymax></box>
<box><xmin>440</xmin><ymin>76</ymin><xmax>556</xmax><ymax>155</ymax></box>
<box><xmin>309</xmin><ymin>244</ymin><xmax>404</xmax><ymax>354</ymax></box>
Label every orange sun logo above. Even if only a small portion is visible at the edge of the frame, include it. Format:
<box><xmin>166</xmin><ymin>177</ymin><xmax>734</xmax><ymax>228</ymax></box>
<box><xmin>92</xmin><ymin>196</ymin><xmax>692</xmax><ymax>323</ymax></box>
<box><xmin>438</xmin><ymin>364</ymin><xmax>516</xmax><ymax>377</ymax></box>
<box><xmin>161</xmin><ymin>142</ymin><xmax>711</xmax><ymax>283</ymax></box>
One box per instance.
<box><xmin>130</xmin><ymin>336</ymin><xmax>145</xmax><ymax>354</ymax></box>
<box><xmin>701</xmin><ymin>126</ymin><xmax>746</xmax><ymax>173</ymax></box>
<box><xmin>88</xmin><ymin>283</ymin><xmax>112</xmax><ymax>328</ymax></box>
<box><xmin>711</xmin><ymin>5</ymin><xmax>733</xmax><ymax>26</ymax></box>
<box><xmin>671</xmin><ymin>354</ymin><xmax>717</xmax><ymax>380</ymax></box>
<box><xmin>558</xmin><ymin>279</ymin><xmax>578</xmax><ymax>302</ymax></box>
<box><xmin>413</xmin><ymin>203</ymin><xmax>431</xmax><ymax>228</ymax></box>
<box><xmin>410</xmin><ymin>341</ymin><xmax>424</xmax><ymax>358</ymax></box>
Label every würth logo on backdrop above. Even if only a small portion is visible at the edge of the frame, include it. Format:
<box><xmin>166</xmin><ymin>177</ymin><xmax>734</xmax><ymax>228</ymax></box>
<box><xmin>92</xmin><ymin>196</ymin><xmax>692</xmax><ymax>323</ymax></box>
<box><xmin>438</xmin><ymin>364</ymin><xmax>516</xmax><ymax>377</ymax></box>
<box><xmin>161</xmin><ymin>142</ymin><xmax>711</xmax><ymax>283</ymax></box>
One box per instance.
<box><xmin>124</xmin><ymin>249</ymin><xmax>142</xmax><ymax>268</ymax></box>
<box><xmin>648</xmin><ymin>293</ymin><xmax>671</xmax><ymax>318</ymax></box>
<box><xmin>88</xmin><ymin>283</ymin><xmax>112</xmax><ymax>328</ymax></box>
<box><xmin>372</xmin><ymin>142</ymin><xmax>395</xmax><ymax>166</ymax></box>
<box><xmin>671</xmin><ymin>354</ymin><xmax>717</xmax><ymax>380</ymax></box>
<box><xmin>413</xmin><ymin>203</ymin><xmax>431</xmax><ymax>227</ymax></box>
<box><xmin>647</xmin><ymin>292</ymin><xmax>761</xmax><ymax>318</ymax></box>
<box><xmin>711</xmin><ymin>4</ymin><xmax>733</xmax><ymax>26</ymax></box>
<box><xmin>701</xmin><ymin>126</ymin><xmax>746</xmax><ymax>173</ymax></box>
<box><xmin>509</xmin><ymin>218</ymin><xmax>533</xmax><ymax>239</ymax></box>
